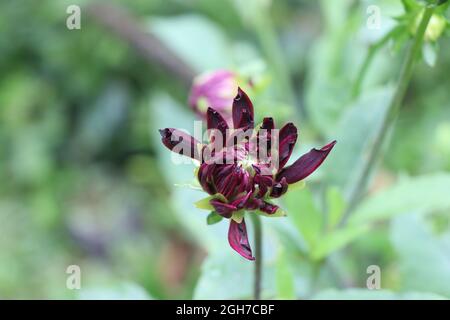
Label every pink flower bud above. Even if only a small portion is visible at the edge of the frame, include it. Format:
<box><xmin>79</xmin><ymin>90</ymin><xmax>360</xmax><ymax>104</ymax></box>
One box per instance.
<box><xmin>188</xmin><ymin>70</ymin><xmax>239</xmax><ymax>121</ymax></box>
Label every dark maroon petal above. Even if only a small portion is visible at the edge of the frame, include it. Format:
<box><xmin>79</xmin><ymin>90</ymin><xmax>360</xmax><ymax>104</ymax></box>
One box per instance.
<box><xmin>230</xmin><ymin>191</ymin><xmax>252</xmax><ymax>209</ymax></box>
<box><xmin>259</xmin><ymin>201</ymin><xmax>279</xmax><ymax>215</ymax></box>
<box><xmin>198</xmin><ymin>163</ymin><xmax>216</xmax><ymax>195</ymax></box>
<box><xmin>232</xmin><ymin>87</ymin><xmax>254</xmax><ymax>129</ymax></box>
<box><xmin>216</xmin><ymin>167</ymin><xmax>241</xmax><ymax>199</ymax></box>
<box><xmin>254</xmin><ymin>174</ymin><xmax>274</xmax><ymax>198</ymax></box>
<box><xmin>206</xmin><ymin>107</ymin><xmax>229</xmax><ymax>142</ymax></box>
<box><xmin>257</xmin><ymin>117</ymin><xmax>274</xmax><ymax>161</ymax></box>
<box><xmin>210</xmin><ymin>199</ymin><xmax>235</xmax><ymax>218</ymax></box>
<box><xmin>278</xmin><ymin>123</ymin><xmax>298</xmax><ymax>169</ymax></box>
<box><xmin>245</xmin><ymin>198</ymin><xmax>279</xmax><ymax>214</ymax></box>
<box><xmin>159</xmin><ymin>128</ymin><xmax>202</xmax><ymax>160</ymax></box>
<box><xmin>276</xmin><ymin>140</ymin><xmax>337</xmax><ymax>184</ymax></box>
<box><xmin>270</xmin><ymin>177</ymin><xmax>288</xmax><ymax>198</ymax></box>
<box><xmin>228</xmin><ymin>218</ymin><xmax>254</xmax><ymax>260</ymax></box>
<box><xmin>261</xmin><ymin>117</ymin><xmax>275</xmax><ymax>131</ymax></box>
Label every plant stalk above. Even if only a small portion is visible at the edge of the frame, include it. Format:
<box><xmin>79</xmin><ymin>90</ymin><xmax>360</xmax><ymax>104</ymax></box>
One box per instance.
<box><xmin>342</xmin><ymin>4</ymin><xmax>436</xmax><ymax>223</ymax></box>
<box><xmin>251</xmin><ymin>214</ymin><xmax>262</xmax><ymax>300</ymax></box>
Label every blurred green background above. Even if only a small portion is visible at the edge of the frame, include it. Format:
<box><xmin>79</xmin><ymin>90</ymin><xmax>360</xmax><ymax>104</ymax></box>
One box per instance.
<box><xmin>0</xmin><ymin>0</ymin><xmax>449</xmax><ymax>299</ymax></box>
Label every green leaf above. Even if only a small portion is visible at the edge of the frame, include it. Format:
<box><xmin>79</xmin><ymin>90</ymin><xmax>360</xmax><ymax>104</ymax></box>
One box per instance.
<box><xmin>193</xmin><ymin>252</ymin><xmax>276</xmax><ymax>299</ymax></box>
<box><xmin>312</xmin><ymin>288</ymin><xmax>446</xmax><ymax>300</ymax></box>
<box><xmin>326</xmin><ymin>186</ymin><xmax>346</xmax><ymax>229</ymax></box>
<box><xmin>349</xmin><ymin>173</ymin><xmax>450</xmax><ymax>225</ymax></box>
<box><xmin>285</xmin><ymin>187</ymin><xmax>323</xmax><ymax>251</ymax></box>
<box><xmin>390</xmin><ymin>214</ymin><xmax>450</xmax><ymax>298</ymax></box>
<box><xmin>149</xmin><ymin>15</ymin><xmax>233</xmax><ymax>71</ymax></box>
<box><xmin>311</xmin><ymin>225</ymin><xmax>369</xmax><ymax>261</ymax></box>
<box><xmin>194</xmin><ymin>196</ymin><xmax>214</xmax><ymax>211</ymax></box>
<box><xmin>275</xmin><ymin>249</ymin><xmax>295</xmax><ymax>299</ymax></box>
<box><xmin>207</xmin><ymin>212</ymin><xmax>223</xmax><ymax>225</ymax></box>
<box><xmin>325</xmin><ymin>87</ymin><xmax>394</xmax><ymax>191</ymax></box>
<box><xmin>401</xmin><ymin>0</ymin><xmax>422</xmax><ymax>13</ymax></box>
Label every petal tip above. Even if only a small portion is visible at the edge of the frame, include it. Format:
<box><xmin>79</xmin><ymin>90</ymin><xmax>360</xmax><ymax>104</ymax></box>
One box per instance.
<box><xmin>159</xmin><ymin>128</ymin><xmax>169</xmax><ymax>137</ymax></box>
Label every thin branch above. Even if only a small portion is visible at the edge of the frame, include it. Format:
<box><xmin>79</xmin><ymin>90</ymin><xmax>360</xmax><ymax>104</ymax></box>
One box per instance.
<box><xmin>86</xmin><ymin>2</ymin><xmax>196</xmax><ymax>87</ymax></box>
<box><xmin>251</xmin><ymin>214</ymin><xmax>262</xmax><ymax>300</ymax></box>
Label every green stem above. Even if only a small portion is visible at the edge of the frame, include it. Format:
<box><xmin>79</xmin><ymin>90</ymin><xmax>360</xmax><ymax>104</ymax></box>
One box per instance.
<box><xmin>251</xmin><ymin>214</ymin><xmax>262</xmax><ymax>300</ymax></box>
<box><xmin>342</xmin><ymin>4</ymin><xmax>436</xmax><ymax>222</ymax></box>
<box><xmin>308</xmin><ymin>259</ymin><xmax>324</xmax><ymax>297</ymax></box>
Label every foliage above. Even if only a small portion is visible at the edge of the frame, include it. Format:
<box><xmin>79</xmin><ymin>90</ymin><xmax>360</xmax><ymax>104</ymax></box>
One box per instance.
<box><xmin>0</xmin><ymin>0</ymin><xmax>449</xmax><ymax>299</ymax></box>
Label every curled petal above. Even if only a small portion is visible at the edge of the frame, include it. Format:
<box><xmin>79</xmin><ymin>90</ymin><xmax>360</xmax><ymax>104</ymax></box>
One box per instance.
<box><xmin>232</xmin><ymin>87</ymin><xmax>254</xmax><ymax>129</ymax></box>
<box><xmin>210</xmin><ymin>199</ymin><xmax>235</xmax><ymax>218</ymax></box>
<box><xmin>206</xmin><ymin>107</ymin><xmax>229</xmax><ymax>142</ymax></box>
<box><xmin>259</xmin><ymin>201</ymin><xmax>279</xmax><ymax>215</ymax></box>
<box><xmin>159</xmin><ymin>128</ymin><xmax>202</xmax><ymax>160</ymax></box>
<box><xmin>230</xmin><ymin>191</ymin><xmax>252</xmax><ymax>209</ymax></box>
<box><xmin>245</xmin><ymin>198</ymin><xmax>279</xmax><ymax>215</ymax></box>
<box><xmin>261</xmin><ymin>117</ymin><xmax>275</xmax><ymax>131</ymax></box>
<box><xmin>257</xmin><ymin>117</ymin><xmax>274</xmax><ymax>161</ymax></box>
<box><xmin>228</xmin><ymin>218</ymin><xmax>254</xmax><ymax>260</ymax></box>
<box><xmin>276</xmin><ymin>140</ymin><xmax>337</xmax><ymax>184</ymax></box>
<box><xmin>278</xmin><ymin>123</ymin><xmax>298</xmax><ymax>169</ymax></box>
<box><xmin>198</xmin><ymin>163</ymin><xmax>216</xmax><ymax>195</ymax></box>
<box><xmin>270</xmin><ymin>177</ymin><xmax>288</xmax><ymax>198</ymax></box>
<box><xmin>254</xmin><ymin>174</ymin><xmax>274</xmax><ymax>198</ymax></box>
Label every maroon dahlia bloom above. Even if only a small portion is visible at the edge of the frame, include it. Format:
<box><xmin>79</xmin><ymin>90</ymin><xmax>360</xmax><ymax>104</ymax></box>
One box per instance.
<box><xmin>159</xmin><ymin>88</ymin><xmax>336</xmax><ymax>260</ymax></box>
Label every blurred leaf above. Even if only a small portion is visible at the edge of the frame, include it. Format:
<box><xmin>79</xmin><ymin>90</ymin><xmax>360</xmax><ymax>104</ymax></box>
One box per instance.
<box><xmin>207</xmin><ymin>212</ymin><xmax>223</xmax><ymax>225</ymax></box>
<box><xmin>311</xmin><ymin>225</ymin><xmax>369</xmax><ymax>261</ymax></box>
<box><xmin>312</xmin><ymin>288</ymin><xmax>446</xmax><ymax>300</ymax></box>
<box><xmin>151</xmin><ymin>92</ymin><xmax>229</xmax><ymax>252</ymax></box>
<box><xmin>325</xmin><ymin>87</ymin><xmax>394</xmax><ymax>192</ymax></box>
<box><xmin>285</xmin><ymin>187</ymin><xmax>322</xmax><ymax>251</ymax></box>
<box><xmin>390</xmin><ymin>214</ymin><xmax>450</xmax><ymax>298</ymax></box>
<box><xmin>77</xmin><ymin>283</ymin><xmax>152</xmax><ymax>300</ymax></box>
<box><xmin>326</xmin><ymin>186</ymin><xmax>346</xmax><ymax>229</ymax></box>
<box><xmin>305</xmin><ymin>0</ymin><xmax>369</xmax><ymax>135</ymax></box>
<box><xmin>275</xmin><ymin>249</ymin><xmax>295</xmax><ymax>299</ymax></box>
<box><xmin>193</xmin><ymin>251</ymin><xmax>275</xmax><ymax>299</ymax></box>
<box><xmin>350</xmin><ymin>173</ymin><xmax>450</xmax><ymax>225</ymax></box>
<box><xmin>149</xmin><ymin>14</ymin><xmax>233</xmax><ymax>72</ymax></box>
<box><xmin>74</xmin><ymin>82</ymin><xmax>129</xmax><ymax>157</ymax></box>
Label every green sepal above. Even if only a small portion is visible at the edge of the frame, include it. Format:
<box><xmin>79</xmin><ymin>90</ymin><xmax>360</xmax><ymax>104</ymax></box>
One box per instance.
<box><xmin>231</xmin><ymin>210</ymin><xmax>245</xmax><ymax>223</ymax></box>
<box><xmin>194</xmin><ymin>193</ymin><xmax>227</xmax><ymax>211</ymax></box>
<box><xmin>207</xmin><ymin>211</ymin><xmax>223</xmax><ymax>225</ymax></box>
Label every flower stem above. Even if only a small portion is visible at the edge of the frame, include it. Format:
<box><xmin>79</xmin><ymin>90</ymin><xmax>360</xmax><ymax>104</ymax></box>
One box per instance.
<box><xmin>342</xmin><ymin>4</ymin><xmax>436</xmax><ymax>222</ymax></box>
<box><xmin>308</xmin><ymin>259</ymin><xmax>324</xmax><ymax>297</ymax></box>
<box><xmin>251</xmin><ymin>213</ymin><xmax>262</xmax><ymax>300</ymax></box>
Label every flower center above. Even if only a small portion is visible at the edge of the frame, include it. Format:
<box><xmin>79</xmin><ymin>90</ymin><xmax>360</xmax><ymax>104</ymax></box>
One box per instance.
<box><xmin>238</xmin><ymin>155</ymin><xmax>257</xmax><ymax>171</ymax></box>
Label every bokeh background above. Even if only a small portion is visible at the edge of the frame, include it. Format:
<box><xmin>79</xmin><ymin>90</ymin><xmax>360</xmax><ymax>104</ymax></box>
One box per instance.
<box><xmin>1</xmin><ymin>0</ymin><xmax>449</xmax><ymax>299</ymax></box>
